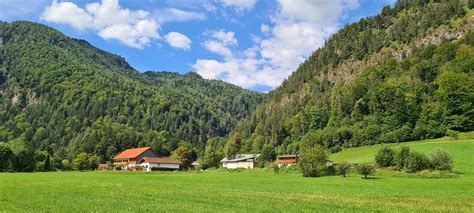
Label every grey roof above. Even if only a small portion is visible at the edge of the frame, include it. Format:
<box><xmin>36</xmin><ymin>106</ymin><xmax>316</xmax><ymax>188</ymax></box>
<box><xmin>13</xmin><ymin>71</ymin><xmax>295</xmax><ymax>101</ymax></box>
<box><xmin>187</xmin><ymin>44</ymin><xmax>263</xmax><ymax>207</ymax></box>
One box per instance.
<box><xmin>220</xmin><ymin>154</ymin><xmax>260</xmax><ymax>163</ymax></box>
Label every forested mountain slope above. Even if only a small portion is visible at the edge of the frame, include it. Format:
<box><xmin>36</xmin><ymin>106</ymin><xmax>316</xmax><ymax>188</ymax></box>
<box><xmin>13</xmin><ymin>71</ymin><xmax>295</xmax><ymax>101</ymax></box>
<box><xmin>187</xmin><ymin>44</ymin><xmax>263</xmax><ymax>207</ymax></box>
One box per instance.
<box><xmin>231</xmin><ymin>1</ymin><xmax>474</xmax><ymax>155</ymax></box>
<box><xmin>0</xmin><ymin>21</ymin><xmax>263</xmax><ymax>161</ymax></box>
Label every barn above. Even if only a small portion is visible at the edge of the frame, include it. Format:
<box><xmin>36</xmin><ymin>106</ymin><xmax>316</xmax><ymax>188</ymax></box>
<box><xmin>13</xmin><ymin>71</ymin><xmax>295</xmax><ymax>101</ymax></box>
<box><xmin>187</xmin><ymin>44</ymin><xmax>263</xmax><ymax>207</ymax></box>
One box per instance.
<box><xmin>139</xmin><ymin>157</ymin><xmax>181</xmax><ymax>171</ymax></box>
<box><xmin>220</xmin><ymin>154</ymin><xmax>260</xmax><ymax>169</ymax></box>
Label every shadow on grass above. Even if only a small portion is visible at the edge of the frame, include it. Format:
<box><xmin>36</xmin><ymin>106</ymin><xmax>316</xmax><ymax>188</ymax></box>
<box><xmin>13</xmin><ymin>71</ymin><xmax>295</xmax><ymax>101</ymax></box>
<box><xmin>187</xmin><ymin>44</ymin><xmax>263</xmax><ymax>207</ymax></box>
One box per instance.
<box><xmin>361</xmin><ymin>176</ymin><xmax>380</xmax><ymax>180</ymax></box>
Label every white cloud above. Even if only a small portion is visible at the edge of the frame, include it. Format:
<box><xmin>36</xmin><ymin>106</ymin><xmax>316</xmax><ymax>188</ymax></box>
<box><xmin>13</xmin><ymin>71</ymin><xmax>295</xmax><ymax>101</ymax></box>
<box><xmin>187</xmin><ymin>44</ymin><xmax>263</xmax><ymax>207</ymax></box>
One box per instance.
<box><xmin>154</xmin><ymin>8</ymin><xmax>205</xmax><ymax>23</ymax></box>
<box><xmin>41</xmin><ymin>1</ymin><xmax>94</xmax><ymax>30</ymax></box>
<box><xmin>202</xmin><ymin>30</ymin><xmax>238</xmax><ymax>57</ymax></box>
<box><xmin>220</xmin><ymin>0</ymin><xmax>256</xmax><ymax>11</ymax></box>
<box><xmin>41</xmin><ymin>0</ymin><xmax>160</xmax><ymax>48</ymax></box>
<box><xmin>260</xmin><ymin>24</ymin><xmax>270</xmax><ymax>34</ymax></box>
<box><xmin>193</xmin><ymin>0</ymin><xmax>360</xmax><ymax>89</ymax></box>
<box><xmin>164</xmin><ymin>32</ymin><xmax>191</xmax><ymax>50</ymax></box>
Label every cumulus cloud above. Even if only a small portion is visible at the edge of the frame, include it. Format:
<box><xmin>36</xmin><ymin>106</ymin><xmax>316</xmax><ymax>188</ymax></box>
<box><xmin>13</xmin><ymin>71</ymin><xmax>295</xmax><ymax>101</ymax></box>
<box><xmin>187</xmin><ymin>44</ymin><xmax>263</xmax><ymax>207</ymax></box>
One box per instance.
<box><xmin>220</xmin><ymin>0</ymin><xmax>256</xmax><ymax>11</ymax></box>
<box><xmin>193</xmin><ymin>0</ymin><xmax>360</xmax><ymax>89</ymax></box>
<box><xmin>164</xmin><ymin>31</ymin><xmax>191</xmax><ymax>50</ymax></box>
<box><xmin>202</xmin><ymin>30</ymin><xmax>238</xmax><ymax>57</ymax></box>
<box><xmin>41</xmin><ymin>0</ymin><xmax>160</xmax><ymax>48</ymax></box>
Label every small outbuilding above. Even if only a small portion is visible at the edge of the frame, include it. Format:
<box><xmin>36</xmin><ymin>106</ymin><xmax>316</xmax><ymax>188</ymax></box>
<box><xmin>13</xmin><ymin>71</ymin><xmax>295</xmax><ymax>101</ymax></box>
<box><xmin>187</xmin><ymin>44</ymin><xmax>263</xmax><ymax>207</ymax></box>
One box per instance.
<box><xmin>139</xmin><ymin>157</ymin><xmax>181</xmax><ymax>171</ymax></box>
<box><xmin>220</xmin><ymin>154</ymin><xmax>260</xmax><ymax>169</ymax></box>
<box><xmin>277</xmin><ymin>154</ymin><xmax>299</xmax><ymax>167</ymax></box>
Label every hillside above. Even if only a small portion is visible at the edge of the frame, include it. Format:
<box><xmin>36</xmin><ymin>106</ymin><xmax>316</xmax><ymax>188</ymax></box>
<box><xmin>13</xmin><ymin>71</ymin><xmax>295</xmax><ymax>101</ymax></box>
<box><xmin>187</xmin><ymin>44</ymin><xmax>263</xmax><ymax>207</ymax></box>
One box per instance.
<box><xmin>331</xmin><ymin>132</ymin><xmax>474</xmax><ymax>174</ymax></box>
<box><xmin>0</xmin><ymin>21</ymin><xmax>263</xmax><ymax>161</ymax></box>
<box><xmin>231</xmin><ymin>1</ymin><xmax>474</xmax><ymax>155</ymax></box>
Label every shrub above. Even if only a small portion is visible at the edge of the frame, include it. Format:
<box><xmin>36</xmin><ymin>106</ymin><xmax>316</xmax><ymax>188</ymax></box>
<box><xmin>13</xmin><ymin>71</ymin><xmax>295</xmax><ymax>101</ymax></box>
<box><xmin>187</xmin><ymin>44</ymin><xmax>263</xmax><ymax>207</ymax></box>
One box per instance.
<box><xmin>431</xmin><ymin>148</ymin><xmax>453</xmax><ymax>171</ymax></box>
<box><xmin>375</xmin><ymin>147</ymin><xmax>396</xmax><ymax>167</ymax></box>
<box><xmin>88</xmin><ymin>155</ymin><xmax>100</xmax><ymax>170</ymax></box>
<box><xmin>272</xmin><ymin>162</ymin><xmax>279</xmax><ymax>174</ymax></box>
<box><xmin>356</xmin><ymin>163</ymin><xmax>375</xmax><ymax>179</ymax></box>
<box><xmin>395</xmin><ymin>146</ymin><xmax>410</xmax><ymax>169</ymax></box>
<box><xmin>336</xmin><ymin>162</ymin><xmax>351</xmax><ymax>177</ymax></box>
<box><xmin>446</xmin><ymin>129</ymin><xmax>458</xmax><ymax>139</ymax></box>
<box><xmin>404</xmin><ymin>151</ymin><xmax>431</xmax><ymax>173</ymax></box>
<box><xmin>61</xmin><ymin>159</ymin><xmax>71</xmax><ymax>171</ymax></box>
<box><xmin>115</xmin><ymin>166</ymin><xmax>122</xmax><ymax>171</ymax></box>
<box><xmin>73</xmin><ymin>153</ymin><xmax>90</xmax><ymax>171</ymax></box>
<box><xmin>0</xmin><ymin>145</ymin><xmax>14</xmax><ymax>172</ymax></box>
<box><xmin>299</xmin><ymin>145</ymin><xmax>329</xmax><ymax>177</ymax></box>
<box><xmin>321</xmin><ymin>164</ymin><xmax>336</xmax><ymax>176</ymax></box>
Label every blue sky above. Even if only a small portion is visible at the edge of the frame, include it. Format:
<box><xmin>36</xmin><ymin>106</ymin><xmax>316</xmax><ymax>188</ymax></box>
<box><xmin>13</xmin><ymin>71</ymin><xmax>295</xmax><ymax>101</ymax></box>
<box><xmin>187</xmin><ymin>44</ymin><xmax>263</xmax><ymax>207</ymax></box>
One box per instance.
<box><xmin>0</xmin><ymin>0</ymin><xmax>395</xmax><ymax>92</ymax></box>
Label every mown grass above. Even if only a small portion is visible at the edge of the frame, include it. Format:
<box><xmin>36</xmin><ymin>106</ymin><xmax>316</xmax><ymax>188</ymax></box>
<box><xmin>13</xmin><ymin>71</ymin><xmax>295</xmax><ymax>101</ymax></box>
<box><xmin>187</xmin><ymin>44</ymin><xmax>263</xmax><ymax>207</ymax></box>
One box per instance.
<box><xmin>0</xmin><ymin>136</ymin><xmax>473</xmax><ymax>212</ymax></box>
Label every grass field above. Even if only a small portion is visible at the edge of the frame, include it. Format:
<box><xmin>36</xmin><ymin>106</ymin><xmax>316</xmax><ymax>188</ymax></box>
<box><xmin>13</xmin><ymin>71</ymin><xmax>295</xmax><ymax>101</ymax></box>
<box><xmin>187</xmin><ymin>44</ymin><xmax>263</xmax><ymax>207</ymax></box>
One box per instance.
<box><xmin>1</xmin><ymin>136</ymin><xmax>473</xmax><ymax>212</ymax></box>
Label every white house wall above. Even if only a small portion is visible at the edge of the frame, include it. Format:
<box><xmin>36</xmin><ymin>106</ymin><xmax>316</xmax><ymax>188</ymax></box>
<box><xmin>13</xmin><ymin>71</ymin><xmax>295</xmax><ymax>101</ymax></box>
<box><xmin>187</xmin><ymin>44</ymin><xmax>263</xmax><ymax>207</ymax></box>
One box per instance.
<box><xmin>223</xmin><ymin>161</ymin><xmax>255</xmax><ymax>169</ymax></box>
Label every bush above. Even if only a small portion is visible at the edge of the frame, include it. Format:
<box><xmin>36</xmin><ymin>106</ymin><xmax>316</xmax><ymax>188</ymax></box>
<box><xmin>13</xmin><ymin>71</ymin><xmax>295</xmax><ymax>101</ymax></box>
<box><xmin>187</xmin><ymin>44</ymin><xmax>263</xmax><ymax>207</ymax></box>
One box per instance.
<box><xmin>61</xmin><ymin>159</ymin><xmax>71</xmax><ymax>171</ymax></box>
<box><xmin>404</xmin><ymin>151</ymin><xmax>431</xmax><ymax>173</ymax></box>
<box><xmin>375</xmin><ymin>147</ymin><xmax>396</xmax><ymax>167</ymax></box>
<box><xmin>88</xmin><ymin>155</ymin><xmax>100</xmax><ymax>170</ymax></box>
<box><xmin>395</xmin><ymin>146</ymin><xmax>410</xmax><ymax>169</ymax></box>
<box><xmin>321</xmin><ymin>164</ymin><xmax>336</xmax><ymax>176</ymax></box>
<box><xmin>356</xmin><ymin>163</ymin><xmax>375</xmax><ymax>179</ymax></box>
<box><xmin>271</xmin><ymin>162</ymin><xmax>279</xmax><ymax>174</ymax></box>
<box><xmin>115</xmin><ymin>166</ymin><xmax>122</xmax><ymax>171</ymax></box>
<box><xmin>299</xmin><ymin>145</ymin><xmax>329</xmax><ymax>177</ymax></box>
<box><xmin>431</xmin><ymin>148</ymin><xmax>453</xmax><ymax>171</ymax></box>
<box><xmin>0</xmin><ymin>145</ymin><xmax>14</xmax><ymax>172</ymax></box>
<box><xmin>446</xmin><ymin>129</ymin><xmax>458</xmax><ymax>139</ymax></box>
<box><xmin>73</xmin><ymin>153</ymin><xmax>90</xmax><ymax>171</ymax></box>
<box><xmin>336</xmin><ymin>162</ymin><xmax>351</xmax><ymax>177</ymax></box>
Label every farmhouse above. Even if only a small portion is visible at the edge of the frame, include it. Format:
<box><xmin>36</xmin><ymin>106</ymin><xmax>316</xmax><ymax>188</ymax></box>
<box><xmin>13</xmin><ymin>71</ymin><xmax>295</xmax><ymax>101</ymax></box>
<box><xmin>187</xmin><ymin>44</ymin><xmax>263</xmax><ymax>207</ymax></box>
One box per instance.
<box><xmin>139</xmin><ymin>157</ymin><xmax>181</xmax><ymax>171</ymax></box>
<box><xmin>277</xmin><ymin>154</ymin><xmax>299</xmax><ymax>167</ymax></box>
<box><xmin>113</xmin><ymin>147</ymin><xmax>159</xmax><ymax>170</ymax></box>
<box><xmin>220</xmin><ymin>154</ymin><xmax>260</xmax><ymax>169</ymax></box>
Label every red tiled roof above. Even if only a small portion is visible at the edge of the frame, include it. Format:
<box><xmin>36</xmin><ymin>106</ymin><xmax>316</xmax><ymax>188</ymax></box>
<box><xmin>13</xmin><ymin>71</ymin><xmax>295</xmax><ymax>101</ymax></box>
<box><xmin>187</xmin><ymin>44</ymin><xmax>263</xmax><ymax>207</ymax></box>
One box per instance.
<box><xmin>140</xmin><ymin>157</ymin><xmax>181</xmax><ymax>164</ymax></box>
<box><xmin>113</xmin><ymin>147</ymin><xmax>155</xmax><ymax>160</ymax></box>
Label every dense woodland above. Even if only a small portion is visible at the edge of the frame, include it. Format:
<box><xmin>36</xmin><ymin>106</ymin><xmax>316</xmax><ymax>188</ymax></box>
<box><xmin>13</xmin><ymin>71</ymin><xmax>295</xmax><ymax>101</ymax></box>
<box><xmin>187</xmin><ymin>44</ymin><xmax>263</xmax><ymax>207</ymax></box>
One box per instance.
<box><xmin>0</xmin><ymin>21</ymin><xmax>262</xmax><ymax>171</ymax></box>
<box><xmin>228</xmin><ymin>0</ymin><xmax>474</xmax><ymax>167</ymax></box>
<box><xmin>0</xmin><ymin>0</ymin><xmax>473</xmax><ymax>172</ymax></box>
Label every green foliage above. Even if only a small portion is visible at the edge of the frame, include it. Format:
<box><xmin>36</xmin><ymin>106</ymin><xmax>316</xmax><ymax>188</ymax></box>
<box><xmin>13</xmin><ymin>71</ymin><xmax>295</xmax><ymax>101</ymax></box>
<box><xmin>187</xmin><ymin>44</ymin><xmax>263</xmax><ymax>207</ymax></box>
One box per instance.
<box><xmin>61</xmin><ymin>159</ymin><xmax>71</xmax><ymax>171</ymax></box>
<box><xmin>258</xmin><ymin>144</ymin><xmax>276</xmax><ymax>167</ymax></box>
<box><xmin>271</xmin><ymin>162</ymin><xmax>279</xmax><ymax>174</ymax></box>
<box><xmin>356</xmin><ymin>163</ymin><xmax>376</xmax><ymax>179</ymax></box>
<box><xmin>225</xmin><ymin>134</ymin><xmax>242</xmax><ymax>159</ymax></box>
<box><xmin>73</xmin><ymin>153</ymin><xmax>90</xmax><ymax>171</ymax></box>
<box><xmin>431</xmin><ymin>148</ymin><xmax>453</xmax><ymax>171</ymax></box>
<box><xmin>335</xmin><ymin>162</ymin><xmax>351</xmax><ymax>177</ymax></box>
<box><xmin>0</xmin><ymin>144</ymin><xmax>13</xmax><ymax>172</ymax></box>
<box><xmin>174</xmin><ymin>146</ymin><xmax>193</xmax><ymax>170</ymax></box>
<box><xmin>299</xmin><ymin>145</ymin><xmax>329</xmax><ymax>177</ymax></box>
<box><xmin>404</xmin><ymin>151</ymin><xmax>431</xmax><ymax>173</ymax></box>
<box><xmin>395</xmin><ymin>146</ymin><xmax>410</xmax><ymax>169</ymax></box>
<box><xmin>200</xmin><ymin>137</ymin><xmax>225</xmax><ymax>170</ymax></box>
<box><xmin>375</xmin><ymin>147</ymin><xmax>396</xmax><ymax>167</ymax></box>
<box><xmin>88</xmin><ymin>155</ymin><xmax>100</xmax><ymax>171</ymax></box>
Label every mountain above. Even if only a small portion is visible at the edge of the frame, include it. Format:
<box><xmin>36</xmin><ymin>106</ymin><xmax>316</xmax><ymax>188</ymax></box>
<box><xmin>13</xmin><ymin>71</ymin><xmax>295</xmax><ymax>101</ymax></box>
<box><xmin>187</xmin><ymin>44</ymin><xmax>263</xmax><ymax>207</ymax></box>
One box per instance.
<box><xmin>0</xmin><ymin>21</ymin><xmax>263</xmax><ymax>160</ymax></box>
<box><xmin>230</xmin><ymin>1</ymin><xmax>474</xmax><ymax>155</ymax></box>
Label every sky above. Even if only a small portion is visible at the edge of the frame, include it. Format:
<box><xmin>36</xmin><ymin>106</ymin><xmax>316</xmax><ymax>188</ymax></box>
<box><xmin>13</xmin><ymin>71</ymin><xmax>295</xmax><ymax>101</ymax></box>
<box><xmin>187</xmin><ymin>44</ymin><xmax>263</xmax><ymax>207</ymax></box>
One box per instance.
<box><xmin>0</xmin><ymin>0</ymin><xmax>396</xmax><ymax>92</ymax></box>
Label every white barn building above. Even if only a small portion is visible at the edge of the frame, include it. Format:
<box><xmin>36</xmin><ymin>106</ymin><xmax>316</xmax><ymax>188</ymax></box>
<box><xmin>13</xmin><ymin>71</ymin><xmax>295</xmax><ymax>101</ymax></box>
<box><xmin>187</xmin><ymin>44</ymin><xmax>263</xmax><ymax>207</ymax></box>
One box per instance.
<box><xmin>139</xmin><ymin>157</ymin><xmax>181</xmax><ymax>171</ymax></box>
<box><xmin>220</xmin><ymin>154</ymin><xmax>260</xmax><ymax>169</ymax></box>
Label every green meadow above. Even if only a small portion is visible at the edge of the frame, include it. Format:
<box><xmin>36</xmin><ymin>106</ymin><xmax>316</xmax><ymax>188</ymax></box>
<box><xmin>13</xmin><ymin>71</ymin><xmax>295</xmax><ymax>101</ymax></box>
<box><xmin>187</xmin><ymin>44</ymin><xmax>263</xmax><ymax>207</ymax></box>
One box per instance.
<box><xmin>1</xmin><ymin>136</ymin><xmax>473</xmax><ymax>212</ymax></box>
